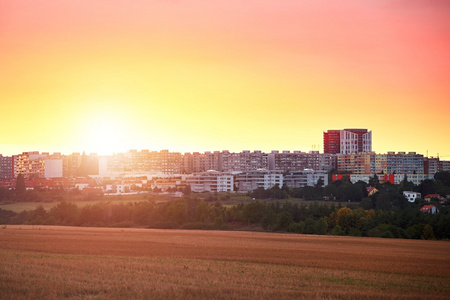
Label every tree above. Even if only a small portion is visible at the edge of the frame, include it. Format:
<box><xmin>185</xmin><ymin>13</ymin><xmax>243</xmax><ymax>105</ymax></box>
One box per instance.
<box><xmin>375</xmin><ymin>192</ymin><xmax>391</xmax><ymax>210</ymax></box>
<box><xmin>183</xmin><ymin>185</ymin><xmax>191</xmax><ymax>196</ymax></box>
<box><xmin>398</xmin><ymin>174</ymin><xmax>415</xmax><ymax>193</ymax></box>
<box><xmin>422</xmin><ymin>224</ymin><xmax>435</xmax><ymax>240</ymax></box>
<box><xmin>435</xmin><ymin>171</ymin><xmax>450</xmax><ymax>186</ymax></box>
<box><xmin>360</xmin><ymin>197</ymin><xmax>373</xmax><ymax>210</ymax></box>
<box><xmin>368</xmin><ymin>174</ymin><xmax>380</xmax><ymax>188</ymax></box>
<box><xmin>315</xmin><ymin>178</ymin><xmax>324</xmax><ymax>188</ymax></box>
<box><xmin>418</xmin><ymin>179</ymin><xmax>436</xmax><ymax>196</ymax></box>
<box><xmin>275</xmin><ymin>211</ymin><xmax>293</xmax><ymax>231</ymax></box>
<box><xmin>15</xmin><ymin>174</ymin><xmax>26</xmax><ymax>194</ymax></box>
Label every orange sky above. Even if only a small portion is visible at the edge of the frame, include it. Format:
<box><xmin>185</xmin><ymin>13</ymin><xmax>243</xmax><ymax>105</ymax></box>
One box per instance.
<box><xmin>1</xmin><ymin>1</ymin><xmax>449</xmax><ymax>157</ymax></box>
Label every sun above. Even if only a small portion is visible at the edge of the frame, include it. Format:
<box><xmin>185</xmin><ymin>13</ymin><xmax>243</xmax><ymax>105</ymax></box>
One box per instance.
<box><xmin>82</xmin><ymin>110</ymin><xmax>133</xmax><ymax>155</ymax></box>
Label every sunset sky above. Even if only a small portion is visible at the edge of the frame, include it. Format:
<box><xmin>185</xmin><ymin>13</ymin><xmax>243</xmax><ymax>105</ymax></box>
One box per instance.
<box><xmin>1</xmin><ymin>0</ymin><xmax>449</xmax><ymax>157</ymax></box>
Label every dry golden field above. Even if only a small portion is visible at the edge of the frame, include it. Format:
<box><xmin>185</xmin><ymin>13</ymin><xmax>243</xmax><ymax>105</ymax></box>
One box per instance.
<box><xmin>0</xmin><ymin>226</ymin><xmax>449</xmax><ymax>299</ymax></box>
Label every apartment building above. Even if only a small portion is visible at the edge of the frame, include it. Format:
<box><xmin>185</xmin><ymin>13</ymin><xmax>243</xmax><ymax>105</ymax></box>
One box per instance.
<box><xmin>13</xmin><ymin>152</ymin><xmax>45</xmax><ymax>178</ymax></box>
<box><xmin>306</xmin><ymin>151</ymin><xmax>337</xmax><ymax>171</ymax></box>
<box><xmin>235</xmin><ymin>169</ymin><xmax>283</xmax><ymax>192</ymax></box>
<box><xmin>0</xmin><ymin>155</ymin><xmax>13</xmax><ymax>179</ymax></box>
<box><xmin>284</xmin><ymin>169</ymin><xmax>328</xmax><ymax>188</ymax></box>
<box><xmin>338</xmin><ymin>152</ymin><xmax>424</xmax><ymax>175</ymax></box>
<box><xmin>385</xmin><ymin>152</ymin><xmax>424</xmax><ymax>174</ymax></box>
<box><xmin>337</xmin><ymin>153</ymin><xmax>374</xmax><ymax>174</ymax></box>
<box><xmin>186</xmin><ymin>171</ymin><xmax>233</xmax><ymax>193</ymax></box>
<box><xmin>324</xmin><ymin>128</ymin><xmax>372</xmax><ymax>155</ymax></box>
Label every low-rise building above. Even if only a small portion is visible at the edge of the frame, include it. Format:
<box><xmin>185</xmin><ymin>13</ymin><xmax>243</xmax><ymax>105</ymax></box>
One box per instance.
<box><xmin>284</xmin><ymin>169</ymin><xmax>328</xmax><ymax>188</ymax></box>
<box><xmin>403</xmin><ymin>191</ymin><xmax>421</xmax><ymax>203</ymax></box>
<box><xmin>420</xmin><ymin>204</ymin><xmax>439</xmax><ymax>214</ymax></box>
<box><xmin>423</xmin><ymin>194</ymin><xmax>442</xmax><ymax>202</ymax></box>
<box><xmin>235</xmin><ymin>169</ymin><xmax>283</xmax><ymax>192</ymax></box>
<box><xmin>186</xmin><ymin>171</ymin><xmax>233</xmax><ymax>193</ymax></box>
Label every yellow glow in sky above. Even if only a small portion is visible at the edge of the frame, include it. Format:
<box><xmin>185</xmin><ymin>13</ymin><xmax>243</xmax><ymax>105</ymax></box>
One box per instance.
<box><xmin>1</xmin><ymin>1</ymin><xmax>450</xmax><ymax>158</ymax></box>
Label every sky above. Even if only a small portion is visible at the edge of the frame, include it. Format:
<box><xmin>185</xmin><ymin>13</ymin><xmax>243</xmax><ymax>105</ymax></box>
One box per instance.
<box><xmin>1</xmin><ymin>0</ymin><xmax>449</xmax><ymax>157</ymax></box>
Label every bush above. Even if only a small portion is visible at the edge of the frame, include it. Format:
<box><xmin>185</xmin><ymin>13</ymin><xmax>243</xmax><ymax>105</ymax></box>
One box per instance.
<box><xmin>331</xmin><ymin>225</ymin><xmax>344</xmax><ymax>236</ymax></box>
<box><xmin>367</xmin><ymin>224</ymin><xmax>395</xmax><ymax>238</ymax></box>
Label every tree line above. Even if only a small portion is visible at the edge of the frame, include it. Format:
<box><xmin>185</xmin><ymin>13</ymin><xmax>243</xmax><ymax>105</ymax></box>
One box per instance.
<box><xmin>0</xmin><ymin>196</ymin><xmax>448</xmax><ymax>240</ymax></box>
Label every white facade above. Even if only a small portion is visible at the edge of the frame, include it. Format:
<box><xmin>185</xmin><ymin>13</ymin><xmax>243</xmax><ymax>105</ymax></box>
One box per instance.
<box><xmin>44</xmin><ymin>159</ymin><xmax>63</xmax><ymax>178</ymax></box>
<box><xmin>340</xmin><ymin>131</ymin><xmax>359</xmax><ymax>155</ymax></box>
<box><xmin>403</xmin><ymin>191</ymin><xmax>421</xmax><ymax>203</ymax></box>
<box><xmin>186</xmin><ymin>171</ymin><xmax>233</xmax><ymax>193</ymax></box>
<box><xmin>98</xmin><ymin>157</ymin><xmax>108</xmax><ymax>176</ymax></box>
<box><xmin>339</xmin><ymin>129</ymin><xmax>372</xmax><ymax>155</ymax></box>
<box><xmin>236</xmin><ymin>170</ymin><xmax>283</xmax><ymax>192</ymax></box>
<box><xmin>284</xmin><ymin>169</ymin><xmax>328</xmax><ymax>188</ymax></box>
<box><xmin>362</xmin><ymin>131</ymin><xmax>372</xmax><ymax>153</ymax></box>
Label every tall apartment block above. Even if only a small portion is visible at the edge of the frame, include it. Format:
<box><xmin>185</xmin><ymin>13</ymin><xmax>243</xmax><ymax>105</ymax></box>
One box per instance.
<box><xmin>0</xmin><ymin>155</ymin><xmax>13</xmax><ymax>179</ymax></box>
<box><xmin>324</xmin><ymin>128</ymin><xmax>372</xmax><ymax>155</ymax></box>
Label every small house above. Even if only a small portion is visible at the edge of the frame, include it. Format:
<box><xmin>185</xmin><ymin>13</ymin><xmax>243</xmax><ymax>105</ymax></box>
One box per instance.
<box><xmin>420</xmin><ymin>204</ymin><xmax>439</xmax><ymax>214</ymax></box>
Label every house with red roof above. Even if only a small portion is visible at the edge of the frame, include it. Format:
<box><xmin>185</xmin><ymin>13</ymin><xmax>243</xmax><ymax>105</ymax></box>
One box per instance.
<box><xmin>420</xmin><ymin>204</ymin><xmax>439</xmax><ymax>214</ymax></box>
<box><xmin>367</xmin><ymin>187</ymin><xmax>379</xmax><ymax>196</ymax></box>
<box><xmin>423</xmin><ymin>194</ymin><xmax>443</xmax><ymax>203</ymax></box>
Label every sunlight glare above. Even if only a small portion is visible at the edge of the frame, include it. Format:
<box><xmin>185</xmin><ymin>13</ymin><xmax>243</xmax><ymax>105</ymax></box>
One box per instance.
<box><xmin>82</xmin><ymin>110</ymin><xmax>132</xmax><ymax>155</ymax></box>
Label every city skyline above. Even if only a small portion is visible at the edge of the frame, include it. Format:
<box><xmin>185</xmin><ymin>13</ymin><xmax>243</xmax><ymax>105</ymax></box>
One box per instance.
<box><xmin>1</xmin><ymin>1</ymin><xmax>450</xmax><ymax>157</ymax></box>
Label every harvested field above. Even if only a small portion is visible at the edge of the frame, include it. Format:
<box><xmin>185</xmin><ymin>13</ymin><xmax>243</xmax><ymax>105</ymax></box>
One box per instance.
<box><xmin>0</xmin><ymin>226</ymin><xmax>449</xmax><ymax>299</ymax></box>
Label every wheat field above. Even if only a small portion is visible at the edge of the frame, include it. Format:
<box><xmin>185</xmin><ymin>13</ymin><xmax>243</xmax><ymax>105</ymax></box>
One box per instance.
<box><xmin>0</xmin><ymin>225</ymin><xmax>449</xmax><ymax>299</ymax></box>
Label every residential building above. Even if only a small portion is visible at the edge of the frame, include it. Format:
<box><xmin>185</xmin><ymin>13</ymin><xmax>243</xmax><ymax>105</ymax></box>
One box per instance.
<box><xmin>423</xmin><ymin>194</ymin><xmax>442</xmax><ymax>202</ymax></box>
<box><xmin>324</xmin><ymin>128</ymin><xmax>372</xmax><ymax>155</ymax></box>
<box><xmin>337</xmin><ymin>152</ymin><xmax>374</xmax><ymax>174</ymax></box>
<box><xmin>338</xmin><ymin>152</ymin><xmax>424</xmax><ymax>175</ymax></box>
<box><xmin>420</xmin><ymin>204</ymin><xmax>439</xmax><ymax>214</ymax></box>
<box><xmin>403</xmin><ymin>191</ymin><xmax>421</xmax><ymax>203</ymax></box>
<box><xmin>306</xmin><ymin>151</ymin><xmax>337</xmax><ymax>171</ymax></box>
<box><xmin>334</xmin><ymin>173</ymin><xmax>432</xmax><ymax>185</ymax></box>
<box><xmin>149</xmin><ymin>176</ymin><xmax>186</xmax><ymax>191</ymax></box>
<box><xmin>323</xmin><ymin>130</ymin><xmax>341</xmax><ymax>155</ymax></box>
<box><xmin>235</xmin><ymin>170</ymin><xmax>283</xmax><ymax>192</ymax></box>
<box><xmin>13</xmin><ymin>152</ymin><xmax>45</xmax><ymax>178</ymax></box>
<box><xmin>284</xmin><ymin>169</ymin><xmax>328</xmax><ymax>188</ymax></box>
<box><xmin>44</xmin><ymin>159</ymin><xmax>63</xmax><ymax>178</ymax></box>
<box><xmin>0</xmin><ymin>155</ymin><xmax>13</xmax><ymax>179</ymax></box>
<box><xmin>186</xmin><ymin>171</ymin><xmax>233</xmax><ymax>193</ymax></box>
<box><xmin>386</xmin><ymin>152</ymin><xmax>424</xmax><ymax>174</ymax></box>
<box><xmin>423</xmin><ymin>156</ymin><xmax>450</xmax><ymax>175</ymax></box>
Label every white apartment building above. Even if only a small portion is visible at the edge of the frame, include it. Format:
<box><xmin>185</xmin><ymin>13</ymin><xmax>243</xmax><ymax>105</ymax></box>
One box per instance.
<box><xmin>284</xmin><ymin>169</ymin><xmax>329</xmax><ymax>188</ymax></box>
<box><xmin>339</xmin><ymin>129</ymin><xmax>372</xmax><ymax>155</ymax></box>
<box><xmin>186</xmin><ymin>171</ymin><xmax>233</xmax><ymax>193</ymax></box>
<box><xmin>235</xmin><ymin>169</ymin><xmax>283</xmax><ymax>192</ymax></box>
<box><xmin>44</xmin><ymin>159</ymin><xmax>63</xmax><ymax>178</ymax></box>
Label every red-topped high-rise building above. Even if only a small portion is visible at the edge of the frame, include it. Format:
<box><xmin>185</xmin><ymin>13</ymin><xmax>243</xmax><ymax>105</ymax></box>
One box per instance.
<box><xmin>323</xmin><ymin>128</ymin><xmax>372</xmax><ymax>155</ymax></box>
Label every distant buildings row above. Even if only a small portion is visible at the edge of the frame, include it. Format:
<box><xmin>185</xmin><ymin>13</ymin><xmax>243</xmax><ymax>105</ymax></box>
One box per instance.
<box><xmin>0</xmin><ymin>150</ymin><xmax>338</xmax><ymax>179</ymax></box>
<box><xmin>1</xmin><ymin>128</ymin><xmax>449</xmax><ymax>190</ymax></box>
<box><xmin>1</xmin><ymin>149</ymin><xmax>448</xmax><ymax>180</ymax></box>
<box><xmin>0</xmin><ymin>169</ymin><xmax>328</xmax><ymax>194</ymax></box>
